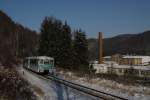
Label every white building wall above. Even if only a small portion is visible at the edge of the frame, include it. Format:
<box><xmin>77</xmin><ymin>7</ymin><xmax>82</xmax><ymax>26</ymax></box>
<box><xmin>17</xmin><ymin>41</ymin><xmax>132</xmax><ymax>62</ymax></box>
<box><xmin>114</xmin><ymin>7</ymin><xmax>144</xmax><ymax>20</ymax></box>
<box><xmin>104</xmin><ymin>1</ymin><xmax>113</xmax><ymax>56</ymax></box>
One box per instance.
<box><xmin>123</xmin><ymin>56</ymin><xmax>150</xmax><ymax>65</ymax></box>
<box><xmin>141</xmin><ymin>56</ymin><xmax>150</xmax><ymax>64</ymax></box>
<box><xmin>92</xmin><ymin>64</ymin><xmax>108</xmax><ymax>74</ymax></box>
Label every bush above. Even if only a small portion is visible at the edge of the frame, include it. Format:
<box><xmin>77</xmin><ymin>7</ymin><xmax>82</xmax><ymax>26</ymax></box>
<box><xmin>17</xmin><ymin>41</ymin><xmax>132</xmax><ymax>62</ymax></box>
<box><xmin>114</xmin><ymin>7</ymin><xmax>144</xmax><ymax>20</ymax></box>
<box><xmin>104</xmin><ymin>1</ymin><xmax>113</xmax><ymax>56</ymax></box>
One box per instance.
<box><xmin>0</xmin><ymin>67</ymin><xmax>36</xmax><ymax>100</ymax></box>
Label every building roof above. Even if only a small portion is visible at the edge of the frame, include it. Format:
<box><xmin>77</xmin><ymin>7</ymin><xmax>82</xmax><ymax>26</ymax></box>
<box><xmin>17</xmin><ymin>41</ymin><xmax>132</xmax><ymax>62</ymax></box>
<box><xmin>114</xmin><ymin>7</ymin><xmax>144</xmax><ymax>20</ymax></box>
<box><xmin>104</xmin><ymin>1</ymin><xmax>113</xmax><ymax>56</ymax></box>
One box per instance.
<box><xmin>93</xmin><ymin>63</ymin><xmax>150</xmax><ymax>71</ymax></box>
<box><xmin>103</xmin><ymin>56</ymin><xmax>111</xmax><ymax>59</ymax></box>
<box><xmin>123</xmin><ymin>55</ymin><xmax>150</xmax><ymax>59</ymax></box>
<box><xmin>112</xmin><ymin>65</ymin><xmax>150</xmax><ymax>70</ymax></box>
<box><xmin>26</xmin><ymin>56</ymin><xmax>54</xmax><ymax>60</ymax></box>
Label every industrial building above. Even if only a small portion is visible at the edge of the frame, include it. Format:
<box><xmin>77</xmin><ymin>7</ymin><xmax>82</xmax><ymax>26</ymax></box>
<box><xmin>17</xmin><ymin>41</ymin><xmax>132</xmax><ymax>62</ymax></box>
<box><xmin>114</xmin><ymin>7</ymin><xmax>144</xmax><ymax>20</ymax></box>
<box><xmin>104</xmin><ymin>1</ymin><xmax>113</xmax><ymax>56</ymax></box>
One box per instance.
<box><xmin>93</xmin><ymin>55</ymin><xmax>150</xmax><ymax>76</ymax></box>
<box><xmin>104</xmin><ymin>54</ymin><xmax>150</xmax><ymax>66</ymax></box>
<box><xmin>93</xmin><ymin>63</ymin><xmax>150</xmax><ymax>77</ymax></box>
<box><xmin>121</xmin><ymin>56</ymin><xmax>150</xmax><ymax>65</ymax></box>
<box><xmin>91</xmin><ymin>32</ymin><xmax>150</xmax><ymax>77</ymax></box>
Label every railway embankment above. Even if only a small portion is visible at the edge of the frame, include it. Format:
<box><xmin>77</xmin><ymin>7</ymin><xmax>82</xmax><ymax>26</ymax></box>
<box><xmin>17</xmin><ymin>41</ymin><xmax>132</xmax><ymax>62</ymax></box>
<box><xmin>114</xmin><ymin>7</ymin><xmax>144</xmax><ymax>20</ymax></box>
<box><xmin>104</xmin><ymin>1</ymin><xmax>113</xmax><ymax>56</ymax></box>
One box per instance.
<box><xmin>57</xmin><ymin>68</ymin><xmax>150</xmax><ymax>100</ymax></box>
<box><xmin>17</xmin><ymin>66</ymin><xmax>54</xmax><ymax>100</ymax></box>
<box><xmin>0</xmin><ymin>66</ymin><xmax>37</xmax><ymax>100</ymax></box>
<box><xmin>17</xmin><ymin>66</ymin><xmax>103</xmax><ymax>100</ymax></box>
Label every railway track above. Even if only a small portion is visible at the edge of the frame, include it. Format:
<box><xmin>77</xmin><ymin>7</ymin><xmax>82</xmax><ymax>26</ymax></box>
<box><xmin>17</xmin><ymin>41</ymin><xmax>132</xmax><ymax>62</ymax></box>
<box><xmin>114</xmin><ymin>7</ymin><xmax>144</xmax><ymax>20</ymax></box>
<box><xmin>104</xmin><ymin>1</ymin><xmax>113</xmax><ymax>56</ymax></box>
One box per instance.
<box><xmin>26</xmin><ymin>69</ymin><xmax>128</xmax><ymax>100</ymax></box>
<box><xmin>44</xmin><ymin>75</ymin><xmax>128</xmax><ymax>100</ymax></box>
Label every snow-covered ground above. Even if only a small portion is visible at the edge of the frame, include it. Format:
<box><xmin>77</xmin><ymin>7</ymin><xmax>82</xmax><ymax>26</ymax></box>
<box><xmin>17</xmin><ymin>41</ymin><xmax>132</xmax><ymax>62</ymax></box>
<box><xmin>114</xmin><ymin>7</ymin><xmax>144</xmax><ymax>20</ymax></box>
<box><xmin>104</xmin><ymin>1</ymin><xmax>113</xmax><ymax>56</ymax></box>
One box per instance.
<box><xmin>17</xmin><ymin>67</ymin><xmax>99</xmax><ymax>100</ymax></box>
<box><xmin>58</xmin><ymin>70</ymin><xmax>150</xmax><ymax>100</ymax></box>
<box><xmin>16</xmin><ymin>66</ymin><xmax>150</xmax><ymax>100</ymax></box>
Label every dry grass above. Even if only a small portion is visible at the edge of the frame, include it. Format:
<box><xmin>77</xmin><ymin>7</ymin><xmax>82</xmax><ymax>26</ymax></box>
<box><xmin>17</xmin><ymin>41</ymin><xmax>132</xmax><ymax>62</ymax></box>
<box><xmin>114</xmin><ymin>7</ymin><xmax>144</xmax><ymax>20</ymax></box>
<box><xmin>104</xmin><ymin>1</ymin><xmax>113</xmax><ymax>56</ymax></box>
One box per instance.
<box><xmin>32</xmin><ymin>85</ymin><xmax>44</xmax><ymax>97</ymax></box>
<box><xmin>0</xmin><ymin>67</ymin><xmax>37</xmax><ymax>100</ymax></box>
<box><xmin>57</xmin><ymin>69</ymin><xmax>150</xmax><ymax>97</ymax></box>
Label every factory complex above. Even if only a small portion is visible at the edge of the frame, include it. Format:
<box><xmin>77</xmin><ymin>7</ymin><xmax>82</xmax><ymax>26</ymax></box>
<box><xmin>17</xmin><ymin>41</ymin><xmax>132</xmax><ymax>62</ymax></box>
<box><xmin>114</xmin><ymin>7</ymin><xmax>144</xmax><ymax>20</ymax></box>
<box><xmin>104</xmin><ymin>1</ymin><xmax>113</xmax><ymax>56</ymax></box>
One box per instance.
<box><xmin>91</xmin><ymin>32</ymin><xmax>150</xmax><ymax>77</ymax></box>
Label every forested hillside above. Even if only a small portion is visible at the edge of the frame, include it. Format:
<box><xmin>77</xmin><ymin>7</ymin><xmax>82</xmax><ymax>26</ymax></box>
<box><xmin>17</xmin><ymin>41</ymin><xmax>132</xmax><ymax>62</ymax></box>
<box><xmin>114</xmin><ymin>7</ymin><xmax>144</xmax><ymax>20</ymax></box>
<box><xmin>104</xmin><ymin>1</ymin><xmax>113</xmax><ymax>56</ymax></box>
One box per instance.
<box><xmin>88</xmin><ymin>31</ymin><xmax>150</xmax><ymax>61</ymax></box>
<box><xmin>0</xmin><ymin>10</ymin><xmax>89</xmax><ymax>71</ymax></box>
<box><xmin>0</xmin><ymin>10</ymin><xmax>38</xmax><ymax>66</ymax></box>
<box><xmin>2</xmin><ymin>9</ymin><xmax>150</xmax><ymax>70</ymax></box>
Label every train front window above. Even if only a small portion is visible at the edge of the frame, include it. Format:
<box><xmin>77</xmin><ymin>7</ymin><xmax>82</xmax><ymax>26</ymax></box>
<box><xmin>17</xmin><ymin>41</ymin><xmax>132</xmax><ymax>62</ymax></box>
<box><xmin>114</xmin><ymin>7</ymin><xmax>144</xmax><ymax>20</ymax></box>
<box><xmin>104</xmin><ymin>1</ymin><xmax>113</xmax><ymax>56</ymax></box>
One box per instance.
<box><xmin>44</xmin><ymin>59</ymin><xmax>50</xmax><ymax>64</ymax></box>
<box><xmin>49</xmin><ymin>60</ymin><xmax>54</xmax><ymax>65</ymax></box>
<box><xmin>39</xmin><ymin>60</ymin><xmax>43</xmax><ymax>64</ymax></box>
<box><xmin>39</xmin><ymin>59</ymin><xmax>54</xmax><ymax>65</ymax></box>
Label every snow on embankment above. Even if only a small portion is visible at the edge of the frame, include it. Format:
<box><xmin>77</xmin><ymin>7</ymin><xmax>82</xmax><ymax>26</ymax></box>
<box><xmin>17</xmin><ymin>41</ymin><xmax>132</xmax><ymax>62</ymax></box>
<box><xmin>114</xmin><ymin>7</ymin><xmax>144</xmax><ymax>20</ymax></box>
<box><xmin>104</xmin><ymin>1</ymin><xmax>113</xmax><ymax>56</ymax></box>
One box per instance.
<box><xmin>17</xmin><ymin>67</ymin><xmax>97</xmax><ymax>100</ymax></box>
<box><xmin>58</xmin><ymin>70</ymin><xmax>150</xmax><ymax>100</ymax></box>
<box><xmin>17</xmin><ymin>67</ymin><xmax>57</xmax><ymax>100</ymax></box>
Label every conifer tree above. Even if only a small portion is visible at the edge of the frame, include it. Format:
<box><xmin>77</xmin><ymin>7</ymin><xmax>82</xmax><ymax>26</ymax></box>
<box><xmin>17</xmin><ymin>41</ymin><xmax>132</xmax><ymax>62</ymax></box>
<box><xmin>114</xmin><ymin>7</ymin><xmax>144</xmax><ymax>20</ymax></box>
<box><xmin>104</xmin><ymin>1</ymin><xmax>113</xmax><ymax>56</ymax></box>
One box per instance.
<box><xmin>38</xmin><ymin>17</ymin><xmax>73</xmax><ymax>68</ymax></box>
<box><xmin>59</xmin><ymin>21</ymin><xmax>73</xmax><ymax>68</ymax></box>
<box><xmin>38</xmin><ymin>17</ymin><xmax>62</xmax><ymax>64</ymax></box>
<box><xmin>73</xmin><ymin>29</ymin><xmax>89</xmax><ymax>70</ymax></box>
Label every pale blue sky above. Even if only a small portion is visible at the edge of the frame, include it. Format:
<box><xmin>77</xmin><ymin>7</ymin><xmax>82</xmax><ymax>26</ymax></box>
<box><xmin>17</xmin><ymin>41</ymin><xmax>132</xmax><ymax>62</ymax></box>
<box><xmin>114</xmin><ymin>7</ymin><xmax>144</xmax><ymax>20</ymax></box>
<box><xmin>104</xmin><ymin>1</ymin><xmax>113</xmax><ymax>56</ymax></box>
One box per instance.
<box><xmin>0</xmin><ymin>0</ymin><xmax>150</xmax><ymax>38</ymax></box>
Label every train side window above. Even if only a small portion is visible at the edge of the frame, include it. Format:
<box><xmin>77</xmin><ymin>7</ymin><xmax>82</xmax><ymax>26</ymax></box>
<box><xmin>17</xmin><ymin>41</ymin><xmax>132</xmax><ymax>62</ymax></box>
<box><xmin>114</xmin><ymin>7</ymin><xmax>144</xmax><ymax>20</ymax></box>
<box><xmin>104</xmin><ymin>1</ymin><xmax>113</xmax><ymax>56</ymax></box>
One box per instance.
<box><xmin>30</xmin><ymin>59</ymin><xmax>37</xmax><ymax>65</ymax></box>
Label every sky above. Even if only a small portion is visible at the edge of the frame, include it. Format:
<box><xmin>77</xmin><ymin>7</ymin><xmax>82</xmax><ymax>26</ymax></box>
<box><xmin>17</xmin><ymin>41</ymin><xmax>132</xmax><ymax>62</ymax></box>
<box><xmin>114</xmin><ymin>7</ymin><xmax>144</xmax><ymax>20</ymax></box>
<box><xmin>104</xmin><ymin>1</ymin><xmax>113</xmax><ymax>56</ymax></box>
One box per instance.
<box><xmin>0</xmin><ymin>0</ymin><xmax>150</xmax><ymax>38</ymax></box>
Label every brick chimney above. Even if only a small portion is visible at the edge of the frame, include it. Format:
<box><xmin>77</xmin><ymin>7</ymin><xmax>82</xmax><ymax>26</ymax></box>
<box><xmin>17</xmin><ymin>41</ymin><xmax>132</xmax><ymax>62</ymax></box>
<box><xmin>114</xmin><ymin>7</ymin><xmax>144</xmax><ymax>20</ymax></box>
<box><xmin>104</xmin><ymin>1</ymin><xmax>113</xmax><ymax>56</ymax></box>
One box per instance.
<box><xmin>98</xmin><ymin>32</ymin><xmax>103</xmax><ymax>64</ymax></box>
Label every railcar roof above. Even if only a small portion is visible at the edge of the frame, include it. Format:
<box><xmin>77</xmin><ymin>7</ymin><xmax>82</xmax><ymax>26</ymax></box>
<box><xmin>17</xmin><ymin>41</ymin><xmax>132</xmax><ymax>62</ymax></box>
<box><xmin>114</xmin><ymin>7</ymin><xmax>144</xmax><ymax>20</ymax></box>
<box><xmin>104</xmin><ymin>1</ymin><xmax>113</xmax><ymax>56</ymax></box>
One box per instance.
<box><xmin>25</xmin><ymin>56</ymin><xmax>54</xmax><ymax>60</ymax></box>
